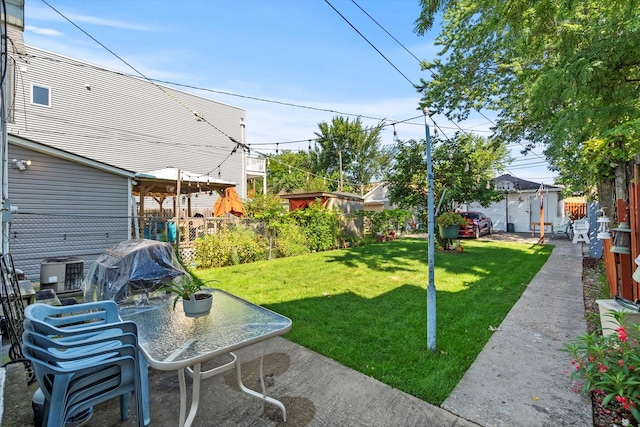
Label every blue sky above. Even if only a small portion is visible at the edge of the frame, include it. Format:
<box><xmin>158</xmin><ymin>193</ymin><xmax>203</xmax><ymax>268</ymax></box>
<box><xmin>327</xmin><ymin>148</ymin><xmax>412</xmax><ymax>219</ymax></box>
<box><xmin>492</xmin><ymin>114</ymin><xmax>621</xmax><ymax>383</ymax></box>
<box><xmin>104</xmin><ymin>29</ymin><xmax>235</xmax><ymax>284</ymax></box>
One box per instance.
<box><xmin>24</xmin><ymin>0</ymin><xmax>557</xmax><ymax>183</ymax></box>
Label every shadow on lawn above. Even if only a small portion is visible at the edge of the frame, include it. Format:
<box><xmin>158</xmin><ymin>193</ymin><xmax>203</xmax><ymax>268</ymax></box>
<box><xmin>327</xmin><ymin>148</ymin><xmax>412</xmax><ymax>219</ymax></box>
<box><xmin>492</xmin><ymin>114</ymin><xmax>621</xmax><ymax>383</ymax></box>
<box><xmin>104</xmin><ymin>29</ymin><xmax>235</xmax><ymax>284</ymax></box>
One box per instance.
<box><xmin>264</xmin><ymin>280</ymin><xmax>533</xmax><ymax>404</ymax></box>
<box><xmin>323</xmin><ymin>237</ymin><xmax>549</xmax><ymax>275</ymax></box>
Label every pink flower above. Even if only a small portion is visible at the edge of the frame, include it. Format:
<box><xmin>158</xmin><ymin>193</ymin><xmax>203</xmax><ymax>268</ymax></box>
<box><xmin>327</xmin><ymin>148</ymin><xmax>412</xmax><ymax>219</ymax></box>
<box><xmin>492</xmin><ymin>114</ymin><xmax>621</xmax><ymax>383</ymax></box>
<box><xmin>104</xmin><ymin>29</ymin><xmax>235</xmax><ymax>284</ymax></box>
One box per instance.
<box><xmin>598</xmin><ymin>364</ymin><xmax>608</xmax><ymax>373</ymax></box>
<box><xmin>616</xmin><ymin>327</ymin><xmax>628</xmax><ymax>342</ymax></box>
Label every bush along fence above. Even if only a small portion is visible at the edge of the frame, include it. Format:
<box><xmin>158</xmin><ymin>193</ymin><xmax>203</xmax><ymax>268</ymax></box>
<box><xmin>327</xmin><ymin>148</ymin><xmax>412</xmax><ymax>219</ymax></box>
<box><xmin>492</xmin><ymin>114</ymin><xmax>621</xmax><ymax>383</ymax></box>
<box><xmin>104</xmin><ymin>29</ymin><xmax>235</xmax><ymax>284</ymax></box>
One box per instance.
<box><xmin>9</xmin><ymin>203</ymin><xmax>415</xmax><ymax>277</ymax></box>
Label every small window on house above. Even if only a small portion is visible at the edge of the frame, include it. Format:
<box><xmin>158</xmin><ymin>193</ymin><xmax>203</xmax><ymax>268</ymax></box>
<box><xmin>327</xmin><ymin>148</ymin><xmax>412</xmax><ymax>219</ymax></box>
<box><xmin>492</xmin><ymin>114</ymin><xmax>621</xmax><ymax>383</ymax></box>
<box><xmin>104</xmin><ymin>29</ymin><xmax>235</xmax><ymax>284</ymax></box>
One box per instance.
<box><xmin>32</xmin><ymin>84</ymin><xmax>51</xmax><ymax>107</ymax></box>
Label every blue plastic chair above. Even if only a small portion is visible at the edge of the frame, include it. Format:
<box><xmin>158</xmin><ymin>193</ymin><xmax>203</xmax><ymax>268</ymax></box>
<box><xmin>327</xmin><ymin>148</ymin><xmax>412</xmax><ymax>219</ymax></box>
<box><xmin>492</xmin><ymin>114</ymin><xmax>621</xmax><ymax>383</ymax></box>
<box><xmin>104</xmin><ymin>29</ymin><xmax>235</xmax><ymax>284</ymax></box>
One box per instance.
<box><xmin>23</xmin><ymin>340</ymin><xmax>143</xmax><ymax>426</ymax></box>
<box><xmin>24</xmin><ymin>300</ymin><xmax>121</xmax><ymax>332</ymax></box>
<box><xmin>23</xmin><ymin>301</ymin><xmax>149</xmax><ymax>426</ymax></box>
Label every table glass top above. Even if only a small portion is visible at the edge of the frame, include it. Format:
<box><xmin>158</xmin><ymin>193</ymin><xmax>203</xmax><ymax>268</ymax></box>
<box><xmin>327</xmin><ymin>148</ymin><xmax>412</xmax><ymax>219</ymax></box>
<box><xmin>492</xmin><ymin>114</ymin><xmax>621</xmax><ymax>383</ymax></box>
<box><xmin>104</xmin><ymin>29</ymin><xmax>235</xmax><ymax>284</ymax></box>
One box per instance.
<box><xmin>119</xmin><ymin>289</ymin><xmax>291</xmax><ymax>369</ymax></box>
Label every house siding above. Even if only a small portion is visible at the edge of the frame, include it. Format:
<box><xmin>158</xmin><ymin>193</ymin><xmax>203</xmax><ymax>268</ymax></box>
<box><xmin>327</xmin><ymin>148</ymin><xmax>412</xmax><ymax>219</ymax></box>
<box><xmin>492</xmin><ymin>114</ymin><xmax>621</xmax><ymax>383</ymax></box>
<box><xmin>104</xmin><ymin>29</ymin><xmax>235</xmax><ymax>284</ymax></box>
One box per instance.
<box><xmin>9</xmin><ymin>46</ymin><xmax>246</xmax><ymax>198</ymax></box>
<box><xmin>465</xmin><ymin>191</ymin><xmax>561</xmax><ymax>233</ymax></box>
<box><xmin>8</xmin><ymin>144</ymin><xmax>131</xmax><ymax>279</ymax></box>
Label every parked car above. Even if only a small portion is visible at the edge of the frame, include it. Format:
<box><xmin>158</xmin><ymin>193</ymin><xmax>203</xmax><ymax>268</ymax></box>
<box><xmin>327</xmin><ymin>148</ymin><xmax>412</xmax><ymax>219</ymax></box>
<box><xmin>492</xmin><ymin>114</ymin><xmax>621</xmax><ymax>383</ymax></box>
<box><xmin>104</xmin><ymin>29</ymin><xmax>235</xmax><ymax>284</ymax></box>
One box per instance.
<box><xmin>458</xmin><ymin>211</ymin><xmax>493</xmax><ymax>238</ymax></box>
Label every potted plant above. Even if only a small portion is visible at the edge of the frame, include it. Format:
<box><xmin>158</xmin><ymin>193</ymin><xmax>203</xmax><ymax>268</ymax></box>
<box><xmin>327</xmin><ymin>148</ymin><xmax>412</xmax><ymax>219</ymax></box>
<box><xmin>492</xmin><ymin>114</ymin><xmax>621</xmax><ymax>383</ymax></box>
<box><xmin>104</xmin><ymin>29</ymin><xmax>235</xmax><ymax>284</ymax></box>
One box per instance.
<box><xmin>436</xmin><ymin>212</ymin><xmax>466</xmax><ymax>239</ymax></box>
<box><xmin>161</xmin><ymin>278</ymin><xmax>218</xmax><ymax>317</ymax></box>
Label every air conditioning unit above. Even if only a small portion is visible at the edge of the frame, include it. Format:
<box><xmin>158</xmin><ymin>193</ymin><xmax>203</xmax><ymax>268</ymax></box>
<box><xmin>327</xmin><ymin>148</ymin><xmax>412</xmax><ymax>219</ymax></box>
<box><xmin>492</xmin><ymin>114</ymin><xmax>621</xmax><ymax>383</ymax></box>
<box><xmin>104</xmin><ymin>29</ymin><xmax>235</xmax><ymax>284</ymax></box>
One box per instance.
<box><xmin>40</xmin><ymin>256</ymin><xmax>83</xmax><ymax>293</ymax></box>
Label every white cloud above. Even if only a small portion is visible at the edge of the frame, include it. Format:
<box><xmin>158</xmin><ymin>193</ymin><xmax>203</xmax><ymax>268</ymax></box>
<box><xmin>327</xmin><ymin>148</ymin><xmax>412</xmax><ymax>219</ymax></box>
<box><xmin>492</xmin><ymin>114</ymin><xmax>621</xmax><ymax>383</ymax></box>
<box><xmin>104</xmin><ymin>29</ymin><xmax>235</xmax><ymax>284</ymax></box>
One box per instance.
<box><xmin>64</xmin><ymin>12</ymin><xmax>156</xmax><ymax>32</ymax></box>
<box><xmin>25</xmin><ymin>25</ymin><xmax>63</xmax><ymax>37</ymax></box>
<box><xmin>27</xmin><ymin>4</ymin><xmax>156</xmax><ymax>32</ymax></box>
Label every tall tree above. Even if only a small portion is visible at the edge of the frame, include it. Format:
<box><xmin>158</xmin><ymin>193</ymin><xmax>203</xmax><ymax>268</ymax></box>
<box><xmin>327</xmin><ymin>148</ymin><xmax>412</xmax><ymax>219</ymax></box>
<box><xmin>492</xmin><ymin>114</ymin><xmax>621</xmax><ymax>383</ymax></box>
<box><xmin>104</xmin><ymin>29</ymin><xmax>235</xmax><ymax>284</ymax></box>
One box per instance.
<box><xmin>384</xmin><ymin>133</ymin><xmax>508</xmax><ymax>219</ymax></box>
<box><xmin>314</xmin><ymin>116</ymin><xmax>386</xmax><ymax>195</ymax></box>
<box><xmin>266</xmin><ymin>151</ymin><xmax>328</xmax><ymax>194</ymax></box>
<box><xmin>415</xmin><ymin>0</ymin><xmax>640</xmax><ymax>211</ymax></box>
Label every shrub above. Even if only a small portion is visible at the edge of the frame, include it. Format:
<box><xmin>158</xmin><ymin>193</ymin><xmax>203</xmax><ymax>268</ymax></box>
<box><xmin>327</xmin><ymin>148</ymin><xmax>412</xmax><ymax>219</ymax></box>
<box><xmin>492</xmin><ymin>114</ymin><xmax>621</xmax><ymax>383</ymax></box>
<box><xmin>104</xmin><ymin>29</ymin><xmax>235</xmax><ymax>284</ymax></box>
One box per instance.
<box><xmin>194</xmin><ymin>225</ymin><xmax>268</xmax><ymax>268</ymax></box>
<box><xmin>274</xmin><ymin>222</ymin><xmax>310</xmax><ymax>258</ymax></box>
<box><xmin>289</xmin><ymin>201</ymin><xmax>342</xmax><ymax>251</ymax></box>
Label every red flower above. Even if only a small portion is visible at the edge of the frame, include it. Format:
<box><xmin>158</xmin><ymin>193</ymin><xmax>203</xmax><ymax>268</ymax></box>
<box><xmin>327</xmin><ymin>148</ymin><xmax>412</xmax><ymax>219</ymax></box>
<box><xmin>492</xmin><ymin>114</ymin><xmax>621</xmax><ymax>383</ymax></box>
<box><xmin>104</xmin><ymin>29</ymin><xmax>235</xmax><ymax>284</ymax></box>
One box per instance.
<box><xmin>616</xmin><ymin>327</ymin><xmax>628</xmax><ymax>342</ymax></box>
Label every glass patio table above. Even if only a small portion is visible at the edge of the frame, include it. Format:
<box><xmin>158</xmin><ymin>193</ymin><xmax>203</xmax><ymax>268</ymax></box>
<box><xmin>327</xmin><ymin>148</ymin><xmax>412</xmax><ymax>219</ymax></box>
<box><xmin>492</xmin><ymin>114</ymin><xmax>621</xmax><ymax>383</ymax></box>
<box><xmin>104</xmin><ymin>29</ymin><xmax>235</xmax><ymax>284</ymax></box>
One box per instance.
<box><xmin>119</xmin><ymin>289</ymin><xmax>292</xmax><ymax>427</ymax></box>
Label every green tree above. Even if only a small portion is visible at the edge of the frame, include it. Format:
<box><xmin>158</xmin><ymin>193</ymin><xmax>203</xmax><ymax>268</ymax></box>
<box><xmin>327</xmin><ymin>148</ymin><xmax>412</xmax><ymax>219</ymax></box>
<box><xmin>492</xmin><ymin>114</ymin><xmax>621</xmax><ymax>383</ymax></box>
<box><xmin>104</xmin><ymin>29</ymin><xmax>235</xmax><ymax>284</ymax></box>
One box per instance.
<box><xmin>414</xmin><ymin>0</ymin><xmax>640</xmax><ymax>212</ymax></box>
<box><xmin>384</xmin><ymin>134</ymin><xmax>507</xmax><ymax>219</ymax></box>
<box><xmin>314</xmin><ymin>116</ymin><xmax>387</xmax><ymax>195</ymax></box>
<box><xmin>266</xmin><ymin>151</ymin><xmax>328</xmax><ymax>194</ymax></box>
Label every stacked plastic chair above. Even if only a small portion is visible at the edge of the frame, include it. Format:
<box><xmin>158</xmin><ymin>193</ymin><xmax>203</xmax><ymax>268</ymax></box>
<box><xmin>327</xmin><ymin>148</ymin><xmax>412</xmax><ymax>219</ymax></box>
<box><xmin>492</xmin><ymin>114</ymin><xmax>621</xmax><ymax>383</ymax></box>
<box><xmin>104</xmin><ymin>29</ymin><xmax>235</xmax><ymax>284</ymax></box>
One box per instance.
<box><xmin>22</xmin><ymin>300</ymin><xmax>149</xmax><ymax>426</ymax></box>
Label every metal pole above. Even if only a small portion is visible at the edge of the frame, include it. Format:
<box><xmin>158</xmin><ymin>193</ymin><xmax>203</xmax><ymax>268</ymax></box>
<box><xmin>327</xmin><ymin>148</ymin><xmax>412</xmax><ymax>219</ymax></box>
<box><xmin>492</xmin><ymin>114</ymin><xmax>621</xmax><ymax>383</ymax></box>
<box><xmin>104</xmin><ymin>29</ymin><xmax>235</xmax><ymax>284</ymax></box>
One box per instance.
<box><xmin>338</xmin><ymin>150</ymin><xmax>343</xmax><ymax>191</ymax></box>
<box><xmin>1</xmin><ymin>18</ymin><xmax>8</xmax><ymax>254</ymax></box>
<box><xmin>424</xmin><ymin>107</ymin><xmax>436</xmax><ymax>351</ymax></box>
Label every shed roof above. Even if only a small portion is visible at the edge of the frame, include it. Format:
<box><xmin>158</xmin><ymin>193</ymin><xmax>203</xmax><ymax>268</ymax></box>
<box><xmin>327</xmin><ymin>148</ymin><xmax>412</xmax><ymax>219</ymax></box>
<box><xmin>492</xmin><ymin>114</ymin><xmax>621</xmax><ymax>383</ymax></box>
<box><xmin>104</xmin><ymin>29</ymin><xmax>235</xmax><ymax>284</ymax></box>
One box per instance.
<box><xmin>494</xmin><ymin>174</ymin><xmax>561</xmax><ymax>192</ymax></box>
<box><xmin>279</xmin><ymin>191</ymin><xmax>364</xmax><ymax>202</ymax></box>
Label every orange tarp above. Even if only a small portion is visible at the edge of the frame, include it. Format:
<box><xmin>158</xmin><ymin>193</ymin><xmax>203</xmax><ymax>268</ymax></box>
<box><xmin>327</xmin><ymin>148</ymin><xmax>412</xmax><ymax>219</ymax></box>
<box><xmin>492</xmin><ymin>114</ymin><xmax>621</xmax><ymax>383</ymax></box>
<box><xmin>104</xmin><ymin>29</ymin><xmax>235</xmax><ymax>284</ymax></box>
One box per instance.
<box><xmin>213</xmin><ymin>187</ymin><xmax>246</xmax><ymax>217</ymax></box>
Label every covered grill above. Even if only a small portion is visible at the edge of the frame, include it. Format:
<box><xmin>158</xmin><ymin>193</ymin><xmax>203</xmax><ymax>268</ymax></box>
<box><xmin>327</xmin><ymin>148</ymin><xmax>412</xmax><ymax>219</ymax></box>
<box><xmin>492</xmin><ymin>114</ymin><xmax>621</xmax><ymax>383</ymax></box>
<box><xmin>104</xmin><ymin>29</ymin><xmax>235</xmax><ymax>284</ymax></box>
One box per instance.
<box><xmin>83</xmin><ymin>239</ymin><xmax>192</xmax><ymax>304</ymax></box>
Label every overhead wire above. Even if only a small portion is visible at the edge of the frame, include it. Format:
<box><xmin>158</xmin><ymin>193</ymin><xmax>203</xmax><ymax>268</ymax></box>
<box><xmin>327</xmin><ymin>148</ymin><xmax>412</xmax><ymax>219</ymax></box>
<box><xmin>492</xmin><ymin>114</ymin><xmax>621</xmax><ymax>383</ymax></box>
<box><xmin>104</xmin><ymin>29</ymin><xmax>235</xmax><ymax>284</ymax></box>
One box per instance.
<box><xmin>40</xmin><ymin>0</ymin><xmax>248</xmax><ymax>174</ymax></box>
<box><xmin>323</xmin><ymin>0</ymin><xmax>417</xmax><ymax>88</ymax></box>
<box><xmin>26</xmin><ymin>52</ymin><xmax>505</xmax><ymax>147</ymax></box>
<box><xmin>37</xmin><ymin>1</ymin><xmax>542</xmax><ymax>184</ymax></box>
<box><xmin>349</xmin><ymin>0</ymin><xmax>550</xmax><ymax>168</ymax></box>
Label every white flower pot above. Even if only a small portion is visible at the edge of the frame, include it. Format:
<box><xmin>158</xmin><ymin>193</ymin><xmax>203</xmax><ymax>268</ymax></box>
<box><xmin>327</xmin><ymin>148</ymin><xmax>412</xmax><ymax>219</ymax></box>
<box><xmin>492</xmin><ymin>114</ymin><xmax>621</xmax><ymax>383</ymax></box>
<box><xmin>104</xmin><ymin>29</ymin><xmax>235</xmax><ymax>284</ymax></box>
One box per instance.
<box><xmin>182</xmin><ymin>293</ymin><xmax>213</xmax><ymax>317</ymax></box>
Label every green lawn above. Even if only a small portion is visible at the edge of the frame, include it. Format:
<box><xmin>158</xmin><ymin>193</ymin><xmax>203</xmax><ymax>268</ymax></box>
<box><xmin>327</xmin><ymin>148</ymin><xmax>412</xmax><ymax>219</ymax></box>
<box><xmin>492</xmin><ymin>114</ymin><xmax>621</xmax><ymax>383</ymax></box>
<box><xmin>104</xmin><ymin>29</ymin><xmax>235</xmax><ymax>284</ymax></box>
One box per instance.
<box><xmin>193</xmin><ymin>237</ymin><xmax>553</xmax><ymax>405</ymax></box>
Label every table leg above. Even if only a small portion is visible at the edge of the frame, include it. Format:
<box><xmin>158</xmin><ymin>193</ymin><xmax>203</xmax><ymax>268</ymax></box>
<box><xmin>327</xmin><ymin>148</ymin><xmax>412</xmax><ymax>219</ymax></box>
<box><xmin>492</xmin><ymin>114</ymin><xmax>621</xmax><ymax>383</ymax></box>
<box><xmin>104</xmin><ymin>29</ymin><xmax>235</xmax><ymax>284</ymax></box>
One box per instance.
<box><xmin>177</xmin><ymin>363</ymin><xmax>202</xmax><ymax>427</ymax></box>
<box><xmin>234</xmin><ymin>352</ymin><xmax>287</xmax><ymax>422</ymax></box>
<box><xmin>178</xmin><ymin>368</ymin><xmax>187</xmax><ymax>427</ymax></box>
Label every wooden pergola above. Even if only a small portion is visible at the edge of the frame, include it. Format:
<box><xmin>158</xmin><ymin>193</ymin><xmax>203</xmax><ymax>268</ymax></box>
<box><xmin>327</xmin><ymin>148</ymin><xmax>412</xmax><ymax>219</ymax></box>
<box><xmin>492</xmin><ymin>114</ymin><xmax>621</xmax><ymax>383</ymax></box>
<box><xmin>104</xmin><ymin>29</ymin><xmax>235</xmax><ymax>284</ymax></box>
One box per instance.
<box><xmin>132</xmin><ymin>168</ymin><xmax>236</xmax><ymax>242</ymax></box>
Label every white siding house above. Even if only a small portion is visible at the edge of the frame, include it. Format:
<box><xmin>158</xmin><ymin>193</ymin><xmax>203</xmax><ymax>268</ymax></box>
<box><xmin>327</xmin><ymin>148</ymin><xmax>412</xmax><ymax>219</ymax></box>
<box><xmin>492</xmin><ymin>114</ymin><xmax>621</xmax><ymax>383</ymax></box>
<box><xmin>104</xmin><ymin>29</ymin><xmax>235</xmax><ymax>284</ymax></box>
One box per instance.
<box><xmin>462</xmin><ymin>174</ymin><xmax>564</xmax><ymax>233</ymax></box>
<box><xmin>8</xmin><ymin>45</ymin><xmax>247</xmax><ymax>202</ymax></box>
<box><xmin>3</xmin><ymin>28</ymin><xmax>251</xmax><ymax>278</ymax></box>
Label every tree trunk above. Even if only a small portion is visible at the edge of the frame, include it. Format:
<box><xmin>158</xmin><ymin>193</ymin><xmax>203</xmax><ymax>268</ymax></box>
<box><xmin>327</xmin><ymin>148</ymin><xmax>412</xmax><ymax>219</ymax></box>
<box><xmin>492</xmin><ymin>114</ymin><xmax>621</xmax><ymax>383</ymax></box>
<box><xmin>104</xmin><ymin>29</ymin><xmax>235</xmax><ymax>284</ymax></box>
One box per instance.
<box><xmin>614</xmin><ymin>162</ymin><xmax>629</xmax><ymax>203</ymax></box>
<box><xmin>597</xmin><ymin>179</ymin><xmax>615</xmax><ymax>218</ymax></box>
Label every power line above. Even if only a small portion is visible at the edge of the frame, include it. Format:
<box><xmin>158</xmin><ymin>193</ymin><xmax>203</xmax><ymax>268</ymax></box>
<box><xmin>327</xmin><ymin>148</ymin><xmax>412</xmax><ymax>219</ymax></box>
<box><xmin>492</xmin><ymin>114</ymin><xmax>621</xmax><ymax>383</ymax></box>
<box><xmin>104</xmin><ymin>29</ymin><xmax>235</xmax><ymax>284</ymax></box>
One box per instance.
<box><xmin>40</xmin><ymin>0</ymin><xmax>248</xmax><ymax>172</ymax></box>
<box><xmin>350</xmin><ymin>0</ymin><xmax>551</xmax><ymax>167</ymax></box>
<box><xmin>323</xmin><ymin>0</ymin><xmax>417</xmax><ymax>88</ymax></box>
<box><xmin>350</xmin><ymin>0</ymin><xmax>421</xmax><ymax>63</ymax></box>
<box><xmin>37</xmin><ymin>1</ymin><xmax>551</xmax><ymax>183</ymax></box>
<box><xmin>27</xmin><ymin>52</ymin><xmax>503</xmax><ymax>148</ymax></box>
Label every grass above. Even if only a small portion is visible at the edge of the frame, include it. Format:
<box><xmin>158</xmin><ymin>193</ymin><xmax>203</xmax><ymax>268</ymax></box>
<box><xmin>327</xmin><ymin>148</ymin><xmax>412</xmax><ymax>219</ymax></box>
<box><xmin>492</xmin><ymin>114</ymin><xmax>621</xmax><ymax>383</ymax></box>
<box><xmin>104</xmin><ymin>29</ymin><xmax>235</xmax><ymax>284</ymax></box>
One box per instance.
<box><xmin>192</xmin><ymin>237</ymin><xmax>553</xmax><ymax>405</ymax></box>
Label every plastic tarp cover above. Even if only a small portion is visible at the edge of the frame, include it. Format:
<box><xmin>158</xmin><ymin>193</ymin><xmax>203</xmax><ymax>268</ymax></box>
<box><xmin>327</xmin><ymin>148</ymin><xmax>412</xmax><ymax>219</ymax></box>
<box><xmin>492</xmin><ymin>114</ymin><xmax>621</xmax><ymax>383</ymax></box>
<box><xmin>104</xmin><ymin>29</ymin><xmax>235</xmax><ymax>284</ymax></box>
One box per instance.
<box><xmin>83</xmin><ymin>239</ymin><xmax>192</xmax><ymax>304</ymax></box>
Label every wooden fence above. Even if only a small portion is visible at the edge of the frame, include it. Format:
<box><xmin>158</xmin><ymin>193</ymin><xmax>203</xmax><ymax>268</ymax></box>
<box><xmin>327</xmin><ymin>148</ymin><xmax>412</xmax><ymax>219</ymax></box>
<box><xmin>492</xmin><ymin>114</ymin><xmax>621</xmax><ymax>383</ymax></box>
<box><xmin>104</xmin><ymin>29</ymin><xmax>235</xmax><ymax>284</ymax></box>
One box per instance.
<box><xmin>603</xmin><ymin>164</ymin><xmax>640</xmax><ymax>301</ymax></box>
<box><xmin>565</xmin><ymin>202</ymin><xmax>587</xmax><ymax>219</ymax></box>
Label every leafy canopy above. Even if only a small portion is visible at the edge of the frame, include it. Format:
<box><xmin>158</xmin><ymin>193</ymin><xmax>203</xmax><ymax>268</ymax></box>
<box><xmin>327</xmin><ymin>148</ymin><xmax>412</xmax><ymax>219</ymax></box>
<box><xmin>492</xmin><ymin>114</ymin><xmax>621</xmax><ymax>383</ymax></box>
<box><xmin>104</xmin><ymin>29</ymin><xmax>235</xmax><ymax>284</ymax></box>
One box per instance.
<box><xmin>415</xmin><ymin>0</ymin><xmax>640</xmax><ymax>195</ymax></box>
<box><xmin>314</xmin><ymin>116</ymin><xmax>388</xmax><ymax>195</ymax></box>
<box><xmin>384</xmin><ymin>133</ymin><xmax>508</xmax><ymax>218</ymax></box>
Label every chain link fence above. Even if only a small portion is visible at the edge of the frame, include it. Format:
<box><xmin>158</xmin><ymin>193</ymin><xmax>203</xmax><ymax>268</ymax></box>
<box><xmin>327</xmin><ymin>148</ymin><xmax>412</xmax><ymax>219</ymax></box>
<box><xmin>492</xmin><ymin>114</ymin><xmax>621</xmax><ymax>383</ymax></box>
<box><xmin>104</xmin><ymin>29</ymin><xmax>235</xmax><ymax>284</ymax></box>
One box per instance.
<box><xmin>9</xmin><ymin>212</ymin><xmax>265</xmax><ymax>281</ymax></box>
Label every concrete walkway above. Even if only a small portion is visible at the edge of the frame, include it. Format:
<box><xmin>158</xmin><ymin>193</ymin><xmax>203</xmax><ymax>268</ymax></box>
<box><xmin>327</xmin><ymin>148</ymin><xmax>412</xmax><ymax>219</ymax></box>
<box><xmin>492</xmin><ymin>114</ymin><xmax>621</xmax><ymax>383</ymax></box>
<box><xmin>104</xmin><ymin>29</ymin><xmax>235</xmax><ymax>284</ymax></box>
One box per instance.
<box><xmin>442</xmin><ymin>234</ymin><xmax>593</xmax><ymax>426</ymax></box>
<box><xmin>3</xmin><ymin>233</ymin><xmax>591</xmax><ymax>426</ymax></box>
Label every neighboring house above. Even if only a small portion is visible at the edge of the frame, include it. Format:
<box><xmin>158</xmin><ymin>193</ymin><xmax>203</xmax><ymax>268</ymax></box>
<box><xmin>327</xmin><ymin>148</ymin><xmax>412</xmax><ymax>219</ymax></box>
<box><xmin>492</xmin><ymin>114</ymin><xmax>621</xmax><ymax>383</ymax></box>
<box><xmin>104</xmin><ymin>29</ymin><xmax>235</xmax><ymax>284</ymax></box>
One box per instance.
<box><xmin>7</xmin><ymin>44</ymin><xmax>247</xmax><ymax>203</ymax></box>
<box><xmin>362</xmin><ymin>182</ymin><xmax>392</xmax><ymax>212</ymax></box>
<box><xmin>461</xmin><ymin>174</ymin><xmax>564</xmax><ymax>233</ymax></box>
<box><xmin>3</xmin><ymin>19</ymin><xmax>261</xmax><ymax>280</ymax></box>
<box><xmin>279</xmin><ymin>191</ymin><xmax>365</xmax><ymax>236</ymax></box>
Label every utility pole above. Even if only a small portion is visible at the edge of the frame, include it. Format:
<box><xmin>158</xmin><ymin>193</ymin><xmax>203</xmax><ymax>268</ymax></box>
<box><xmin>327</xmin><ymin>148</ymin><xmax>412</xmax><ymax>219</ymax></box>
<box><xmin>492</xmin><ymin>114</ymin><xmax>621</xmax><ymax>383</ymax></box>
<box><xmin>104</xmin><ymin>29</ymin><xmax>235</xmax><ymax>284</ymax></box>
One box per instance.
<box><xmin>425</xmin><ymin>107</ymin><xmax>436</xmax><ymax>351</ymax></box>
<box><xmin>338</xmin><ymin>150</ymin><xmax>343</xmax><ymax>191</ymax></box>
